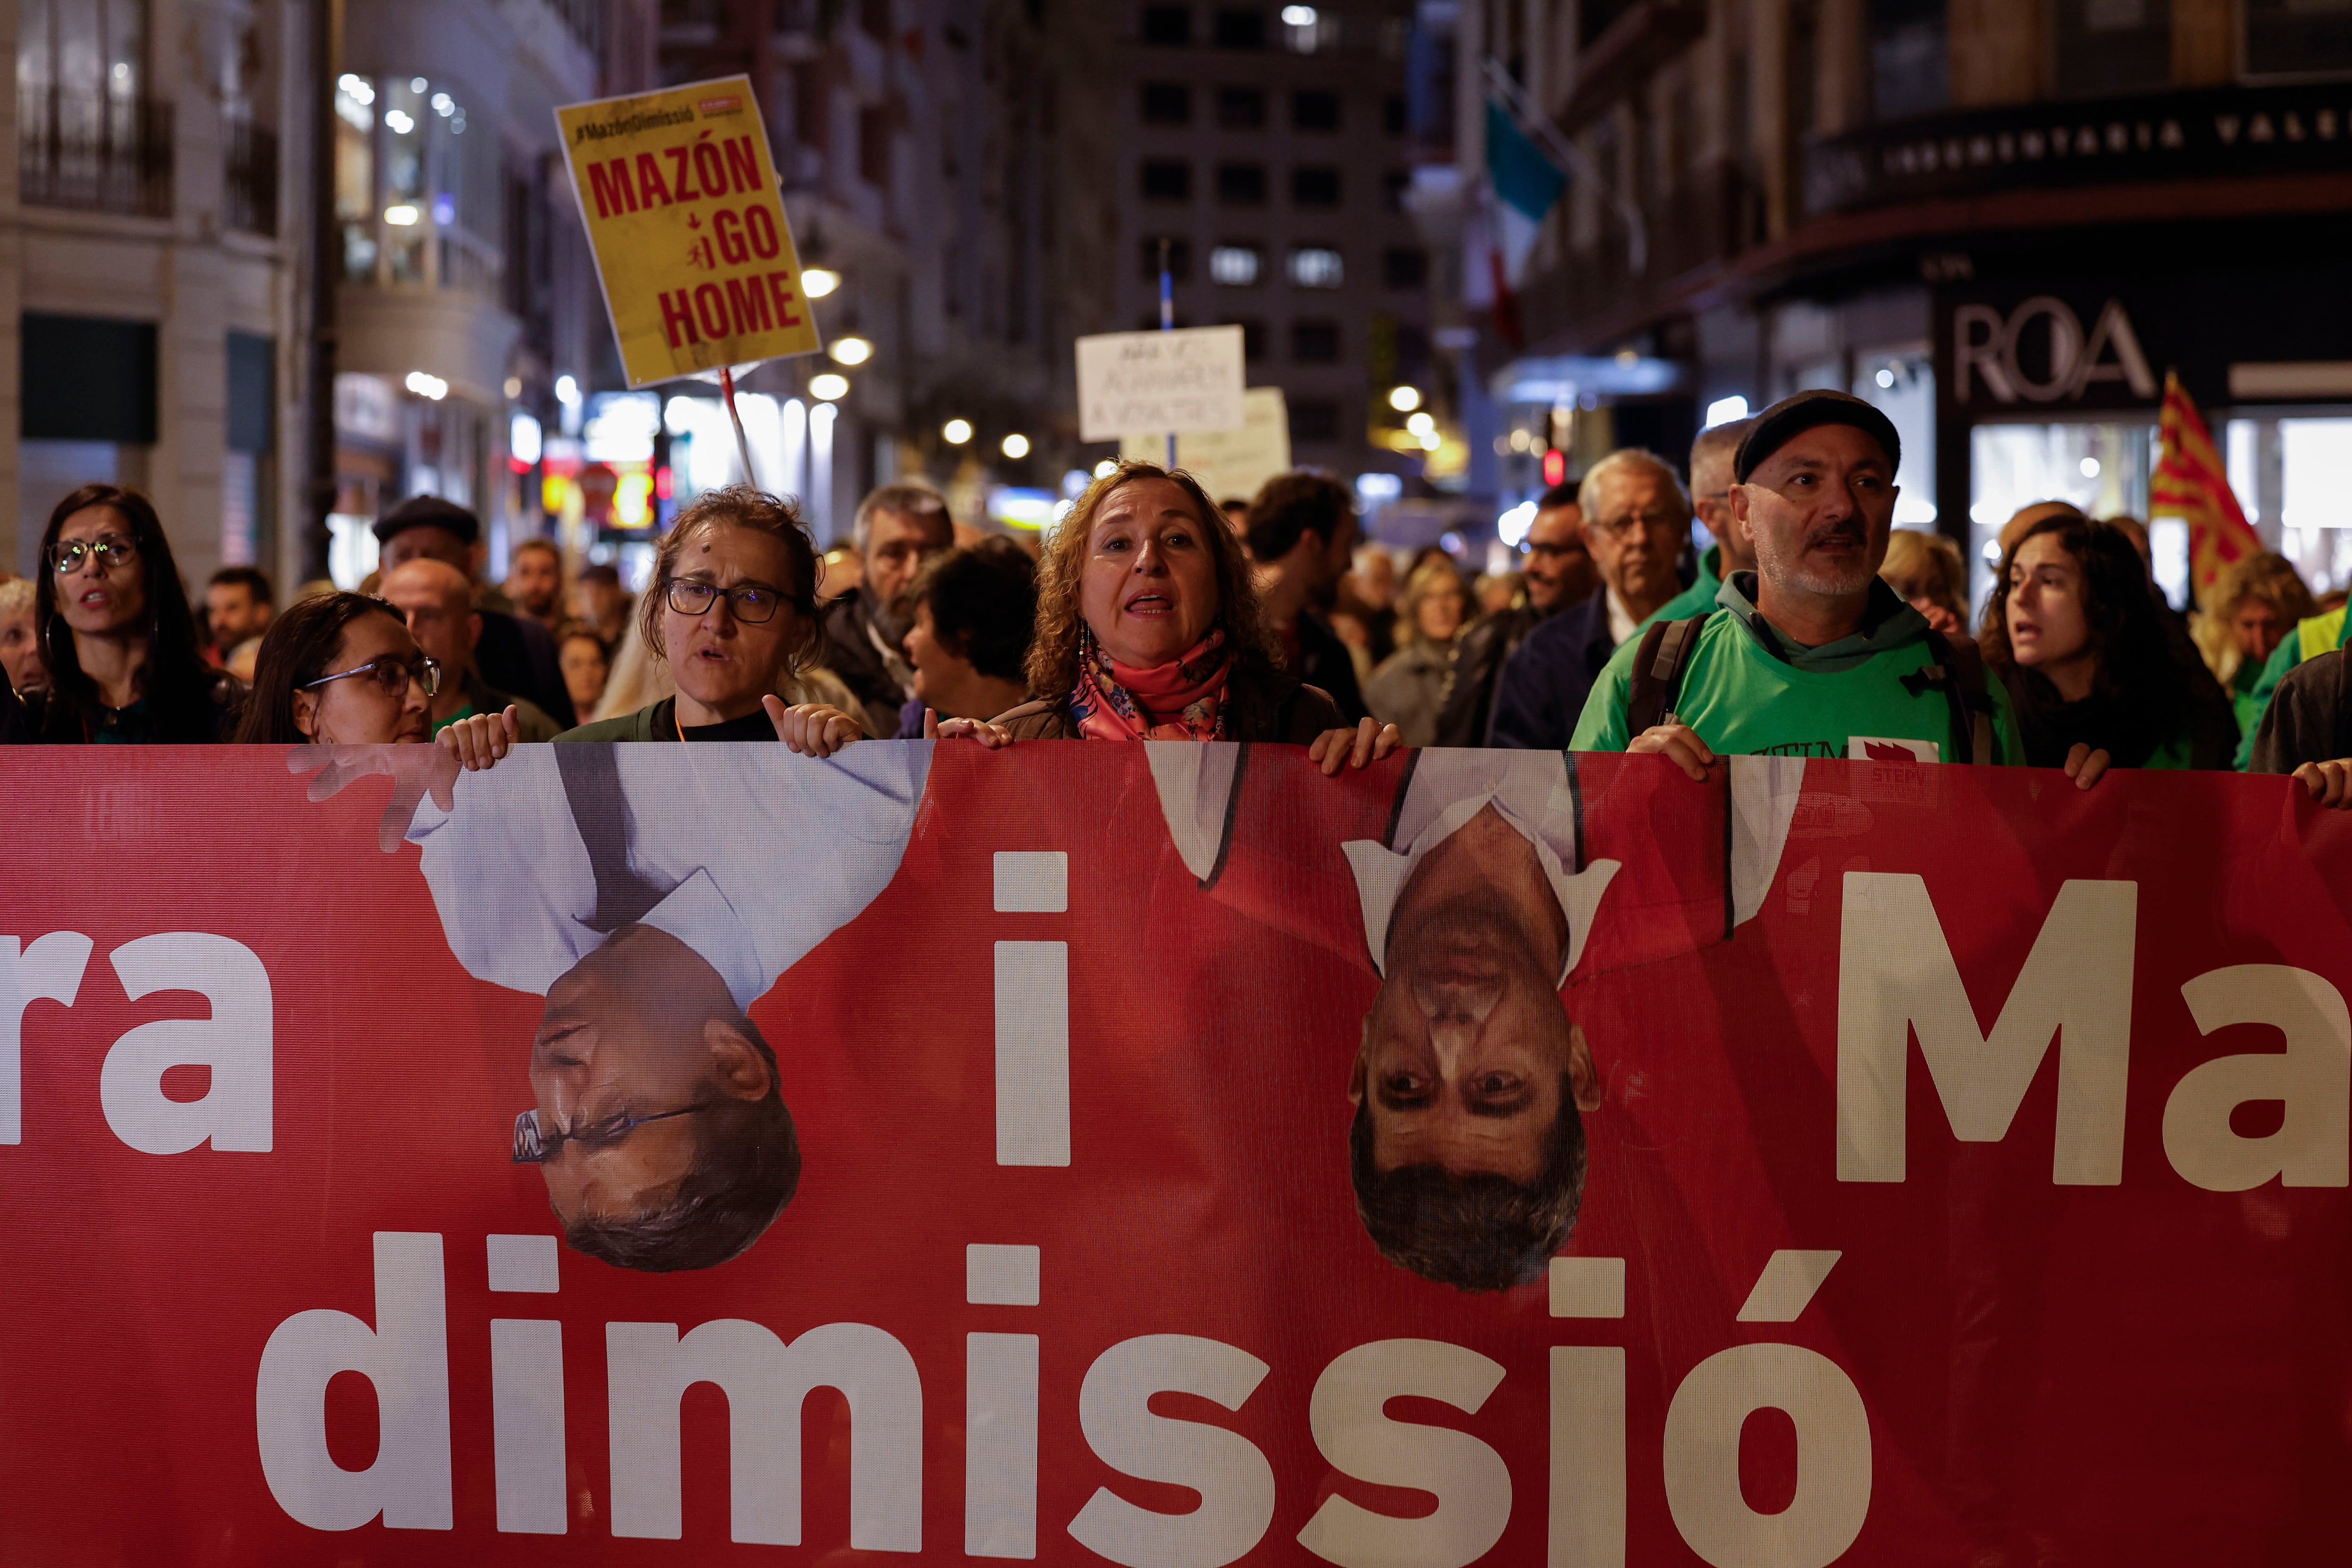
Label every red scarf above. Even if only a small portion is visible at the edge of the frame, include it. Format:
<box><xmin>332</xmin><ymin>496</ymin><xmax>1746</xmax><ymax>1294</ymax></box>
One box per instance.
<box><xmin>1070</xmin><ymin>627</ymin><xmax>1230</xmax><ymax>741</ymax></box>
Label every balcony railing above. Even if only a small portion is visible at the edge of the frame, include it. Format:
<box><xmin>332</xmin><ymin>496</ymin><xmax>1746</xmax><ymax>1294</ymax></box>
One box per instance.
<box><xmin>224</xmin><ymin>118</ymin><xmax>279</xmax><ymax>236</ymax></box>
<box><xmin>19</xmin><ymin>88</ymin><xmax>174</xmax><ymax>218</ymax></box>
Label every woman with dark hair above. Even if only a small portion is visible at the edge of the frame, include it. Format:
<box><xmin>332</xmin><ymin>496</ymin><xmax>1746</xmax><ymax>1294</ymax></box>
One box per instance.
<box><xmin>555</xmin><ymin>485</ymin><xmax>862</xmax><ymax>752</ymax></box>
<box><xmin>233</xmin><ymin>589</ymin><xmax>516</xmax><ymax>768</ymax></box>
<box><xmin>27</xmin><ymin>483</ymin><xmax>239</xmax><ymax>741</ymax></box>
<box><xmin>1981</xmin><ymin>506</ymin><xmax>2237</xmax><ymax>780</ymax></box>
<box><xmin>946</xmin><ymin>461</ymin><xmax>1399</xmax><ymax>772</ymax></box>
<box><xmin>897</xmin><ymin>536</ymin><xmax>1039</xmax><ymax>735</ymax></box>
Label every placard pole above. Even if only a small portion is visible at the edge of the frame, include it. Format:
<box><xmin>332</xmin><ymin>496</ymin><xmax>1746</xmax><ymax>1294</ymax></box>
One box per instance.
<box><xmin>1158</xmin><ymin>239</ymin><xmax>1177</xmax><ymax>470</ymax></box>
<box><xmin>719</xmin><ymin>365</ymin><xmax>758</xmax><ymax>488</ymax></box>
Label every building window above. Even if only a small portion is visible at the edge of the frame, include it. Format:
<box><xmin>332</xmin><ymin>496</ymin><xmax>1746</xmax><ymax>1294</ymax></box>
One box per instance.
<box><xmin>1291</xmin><ymin>166</ymin><xmax>1341</xmax><ymax>207</ymax></box>
<box><xmin>2052</xmin><ymin>0</ymin><xmax>2173</xmax><ymax>95</ymax></box>
<box><xmin>17</xmin><ymin>0</ymin><xmax>169</xmax><ymax>217</ymax></box>
<box><xmin>1141</xmin><ymin>81</ymin><xmax>1192</xmax><ymax>124</ymax></box>
<box><xmin>1140</xmin><ymin>237</ymin><xmax>1193</xmax><ymax>280</ymax></box>
<box><xmin>1225</xmin><ymin>318</ymin><xmax>1268</xmax><ymax>360</ymax></box>
<box><xmin>1209</xmin><ymin>243</ymin><xmax>1262</xmax><ymax>285</ymax></box>
<box><xmin>1383</xmin><ymin>169</ymin><xmax>1410</xmax><ymax>211</ymax></box>
<box><xmin>1291</xmin><ymin>319</ymin><xmax>1341</xmax><ymax>363</ymax></box>
<box><xmin>1292</xmin><ymin>89</ymin><xmax>1340</xmax><ymax>131</ymax></box>
<box><xmin>1141</xmin><ymin>159</ymin><xmax>1192</xmax><ymax>200</ymax></box>
<box><xmin>1384</xmin><ymin>94</ymin><xmax>1406</xmax><ymax>135</ymax></box>
<box><xmin>1217</xmin><ymin>85</ymin><xmax>1267</xmax><ymax>128</ymax></box>
<box><xmin>1384</xmin><ymin>247</ymin><xmax>1428</xmax><ymax>288</ymax></box>
<box><xmin>1287</xmin><ymin>246</ymin><xmax>1343</xmax><ymax>287</ymax></box>
<box><xmin>859</xmin><ymin>106</ymin><xmax>892</xmax><ymax>186</ymax></box>
<box><xmin>1216</xmin><ymin>162</ymin><xmax>1267</xmax><ymax>204</ymax></box>
<box><xmin>1141</xmin><ymin>6</ymin><xmax>1193</xmax><ymax>45</ymax></box>
<box><xmin>1290</xmin><ymin>398</ymin><xmax>1340</xmax><ymax>442</ymax></box>
<box><xmin>2247</xmin><ymin>0</ymin><xmax>2352</xmax><ymax>76</ymax></box>
<box><xmin>1213</xmin><ymin>8</ymin><xmax>1267</xmax><ymax>48</ymax></box>
<box><xmin>1868</xmin><ymin>0</ymin><xmax>1948</xmax><ymax>121</ymax></box>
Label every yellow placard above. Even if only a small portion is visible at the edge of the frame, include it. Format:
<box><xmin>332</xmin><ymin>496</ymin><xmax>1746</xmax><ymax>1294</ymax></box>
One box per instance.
<box><xmin>555</xmin><ymin>76</ymin><xmax>822</xmax><ymax>386</ymax></box>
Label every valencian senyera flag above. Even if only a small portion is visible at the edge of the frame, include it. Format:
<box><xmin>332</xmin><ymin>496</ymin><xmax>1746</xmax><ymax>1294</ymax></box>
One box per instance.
<box><xmin>2150</xmin><ymin>370</ymin><xmax>2261</xmax><ymax>608</ymax></box>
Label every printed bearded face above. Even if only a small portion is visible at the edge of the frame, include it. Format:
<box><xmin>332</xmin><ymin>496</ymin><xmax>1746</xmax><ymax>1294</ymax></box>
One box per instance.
<box><xmin>1351</xmin><ymin>805</ymin><xmax>1598</xmax><ymax>1183</ymax></box>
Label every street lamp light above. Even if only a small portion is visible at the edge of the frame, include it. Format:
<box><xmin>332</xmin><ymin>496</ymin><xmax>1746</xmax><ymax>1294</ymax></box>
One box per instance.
<box><xmin>1388</xmin><ymin>385</ymin><xmax>1422</xmax><ymax>412</ymax></box>
<box><xmin>810</xmin><ymin>373</ymin><xmax>849</xmax><ymax>402</ymax></box>
<box><xmin>943</xmin><ymin>418</ymin><xmax>974</xmax><ymax>446</ymax></box>
<box><xmin>828</xmin><ymin>335</ymin><xmax>873</xmax><ymax>366</ymax></box>
<box><xmin>1002</xmin><ymin>433</ymin><xmax>1031</xmax><ymax>459</ymax></box>
<box><xmin>802</xmin><ymin>268</ymin><xmax>841</xmax><ymax>298</ymax></box>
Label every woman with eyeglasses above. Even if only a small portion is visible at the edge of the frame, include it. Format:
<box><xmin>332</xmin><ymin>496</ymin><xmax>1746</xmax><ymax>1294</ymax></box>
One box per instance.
<box><xmin>233</xmin><ymin>589</ymin><xmax>516</xmax><ymax>769</ymax></box>
<box><xmin>26</xmin><ymin>483</ymin><xmax>241</xmax><ymax>742</ymax></box>
<box><xmin>555</xmin><ymin>486</ymin><xmax>862</xmax><ymax>753</ymax></box>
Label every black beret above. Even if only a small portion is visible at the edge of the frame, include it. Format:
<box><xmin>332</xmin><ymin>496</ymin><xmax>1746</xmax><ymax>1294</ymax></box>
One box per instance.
<box><xmin>373</xmin><ymin>494</ymin><xmax>481</xmax><ymax>546</ymax></box>
<box><xmin>1732</xmin><ymin>390</ymin><xmax>1901</xmax><ymax>484</ymax></box>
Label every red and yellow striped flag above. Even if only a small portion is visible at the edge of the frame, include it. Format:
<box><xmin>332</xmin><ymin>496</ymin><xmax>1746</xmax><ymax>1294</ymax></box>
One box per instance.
<box><xmin>2149</xmin><ymin>371</ymin><xmax>2260</xmax><ymax>609</ymax></box>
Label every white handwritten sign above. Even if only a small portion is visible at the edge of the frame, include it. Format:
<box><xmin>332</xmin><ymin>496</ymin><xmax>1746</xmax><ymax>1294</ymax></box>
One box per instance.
<box><xmin>1120</xmin><ymin>386</ymin><xmax>1292</xmax><ymax>503</ymax></box>
<box><xmin>1075</xmin><ymin>326</ymin><xmax>1247</xmax><ymax>443</ymax></box>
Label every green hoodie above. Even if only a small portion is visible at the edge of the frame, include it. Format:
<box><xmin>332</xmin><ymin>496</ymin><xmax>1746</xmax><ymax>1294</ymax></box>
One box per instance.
<box><xmin>1572</xmin><ymin>572</ymin><xmax>2024</xmax><ymax>763</ymax></box>
<box><xmin>2232</xmin><ymin>604</ymin><xmax>2350</xmax><ymax>770</ymax></box>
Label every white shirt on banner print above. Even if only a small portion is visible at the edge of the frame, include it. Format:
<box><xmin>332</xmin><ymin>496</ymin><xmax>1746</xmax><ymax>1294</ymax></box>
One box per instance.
<box><xmin>1145</xmin><ymin>744</ymin><xmax>1804</xmax><ymax>979</ymax></box>
<box><xmin>404</xmin><ymin>743</ymin><xmax>932</xmax><ymax>1012</ymax></box>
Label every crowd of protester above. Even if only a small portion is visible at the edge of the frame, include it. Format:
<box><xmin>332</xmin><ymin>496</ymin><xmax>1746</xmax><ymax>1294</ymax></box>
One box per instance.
<box><xmin>2</xmin><ymin>386</ymin><xmax>2347</xmax><ymax>806</ymax></box>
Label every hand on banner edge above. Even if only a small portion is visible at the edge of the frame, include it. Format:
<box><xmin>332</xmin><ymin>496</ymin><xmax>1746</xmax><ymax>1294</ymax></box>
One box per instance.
<box><xmin>762</xmin><ymin>695</ymin><xmax>864</xmax><ymax>756</ymax></box>
<box><xmin>1309</xmin><ymin>718</ymin><xmax>1404</xmax><ymax>776</ymax></box>
<box><xmin>926</xmin><ymin>708</ymin><xmax>1014</xmax><ymax>748</ymax></box>
<box><xmin>2064</xmin><ymin>741</ymin><xmax>2113</xmax><ymax>791</ymax></box>
<box><xmin>2292</xmin><ymin>757</ymin><xmax>2352</xmax><ymax>810</ymax></box>
<box><xmin>437</xmin><ymin>707</ymin><xmax>518</xmax><ymax>772</ymax></box>
<box><xmin>287</xmin><ymin>741</ymin><xmax>464</xmax><ymax>854</ymax></box>
<box><xmin>1628</xmin><ymin>722</ymin><xmax>1717</xmax><ymax>782</ymax></box>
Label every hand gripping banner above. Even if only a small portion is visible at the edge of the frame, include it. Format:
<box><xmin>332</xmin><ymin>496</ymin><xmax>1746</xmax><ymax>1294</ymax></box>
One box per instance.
<box><xmin>3</xmin><ymin>741</ymin><xmax>2350</xmax><ymax>1565</ymax></box>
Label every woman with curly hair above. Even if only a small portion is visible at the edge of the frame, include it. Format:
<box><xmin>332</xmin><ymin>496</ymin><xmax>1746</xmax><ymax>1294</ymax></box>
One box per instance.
<box><xmin>1981</xmin><ymin>505</ymin><xmax>2236</xmax><ymax>781</ymax></box>
<box><xmin>946</xmin><ymin>461</ymin><xmax>1398</xmax><ymax>772</ymax></box>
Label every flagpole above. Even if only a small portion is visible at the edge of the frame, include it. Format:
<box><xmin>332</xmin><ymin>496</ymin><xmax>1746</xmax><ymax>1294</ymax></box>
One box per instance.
<box><xmin>1158</xmin><ymin>238</ymin><xmax>1177</xmax><ymax>470</ymax></box>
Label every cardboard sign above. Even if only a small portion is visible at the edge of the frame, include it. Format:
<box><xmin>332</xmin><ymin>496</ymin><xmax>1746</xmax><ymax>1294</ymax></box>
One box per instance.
<box><xmin>1120</xmin><ymin>385</ymin><xmax>1292</xmax><ymax>503</ymax></box>
<box><xmin>1075</xmin><ymin>325</ymin><xmax>1247</xmax><ymax>442</ymax></box>
<box><xmin>555</xmin><ymin>76</ymin><xmax>822</xmax><ymax>386</ymax></box>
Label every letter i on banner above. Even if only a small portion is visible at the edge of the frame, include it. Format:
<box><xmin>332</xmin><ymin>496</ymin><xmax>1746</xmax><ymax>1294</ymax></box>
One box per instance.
<box><xmin>555</xmin><ymin>76</ymin><xmax>824</xmax><ymax>389</ymax></box>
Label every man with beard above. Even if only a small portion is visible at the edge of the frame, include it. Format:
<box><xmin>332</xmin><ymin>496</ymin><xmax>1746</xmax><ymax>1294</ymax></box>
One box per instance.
<box><xmin>1245</xmin><ymin>471</ymin><xmax>1371</xmax><ymax>726</ymax></box>
<box><xmin>1490</xmin><ymin>450</ymin><xmax>1692</xmax><ymax>749</ymax></box>
<box><xmin>1432</xmin><ymin>484</ymin><xmax>1594</xmax><ymax>746</ymax></box>
<box><xmin>822</xmin><ymin>481</ymin><xmax>954</xmax><ymax>736</ymax></box>
<box><xmin>1572</xmin><ymin>390</ymin><xmax>2022</xmax><ymax>765</ymax></box>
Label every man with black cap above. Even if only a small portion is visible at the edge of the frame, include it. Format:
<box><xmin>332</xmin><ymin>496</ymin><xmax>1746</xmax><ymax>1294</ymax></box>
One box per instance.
<box><xmin>375</xmin><ymin>496</ymin><xmax>576</xmax><ymax>729</ymax></box>
<box><xmin>1569</xmin><ymin>390</ymin><xmax>2038</xmax><ymax>772</ymax></box>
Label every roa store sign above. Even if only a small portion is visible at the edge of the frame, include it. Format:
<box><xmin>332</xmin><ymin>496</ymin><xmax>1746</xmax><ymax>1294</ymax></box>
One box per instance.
<box><xmin>1949</xmin><ymin>294</ymin><xmax>2159</xmax><ymax>406</ymax></box>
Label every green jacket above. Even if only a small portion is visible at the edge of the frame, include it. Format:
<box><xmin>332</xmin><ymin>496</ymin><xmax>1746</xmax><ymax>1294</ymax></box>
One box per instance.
<box><xmin>2233</xmin><ymin>605</ymin><xmax>2349</xmax><ymax>770</ymax></box>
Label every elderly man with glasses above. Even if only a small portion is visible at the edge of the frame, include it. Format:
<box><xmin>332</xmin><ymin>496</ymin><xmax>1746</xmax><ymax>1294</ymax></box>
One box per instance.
<box><xmin>1489</xmin><ymin>449</ymin><xmax>1696</xmax><ymax>750</ymax></box>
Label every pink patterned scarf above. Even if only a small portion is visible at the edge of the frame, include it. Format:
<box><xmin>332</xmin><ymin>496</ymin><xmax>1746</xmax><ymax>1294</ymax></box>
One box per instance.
<box><xmin>1069</xmin><ymin>626</ymin><xmax>1231</xmax><ymax>741</ymax></box>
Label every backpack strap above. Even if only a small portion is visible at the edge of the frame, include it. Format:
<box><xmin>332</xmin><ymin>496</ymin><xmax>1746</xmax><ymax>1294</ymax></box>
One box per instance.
<box><xmin>1918</xmin><ymin>628</ymin><xmax>1996</xmax><ymax>764</ymax></box>
<box><xmin>1625</xmin><ymin>615</ymin><xmax>1706</xmax><ymax>738</ymax></box>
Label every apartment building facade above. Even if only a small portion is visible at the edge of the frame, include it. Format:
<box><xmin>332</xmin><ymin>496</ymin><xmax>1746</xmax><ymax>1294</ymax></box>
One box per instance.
<box><xmin>1114</xmin><ymin>0</ymin><xmax>1435</xmax><ymax>497</ymax></box>
<box><xmin>1443</xmin><ymin>0</ymin><xmax>2352</xmax><ymax>599</ymax></box>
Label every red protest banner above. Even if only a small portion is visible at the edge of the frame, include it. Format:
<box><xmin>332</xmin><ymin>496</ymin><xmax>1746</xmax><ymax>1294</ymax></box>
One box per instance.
<box><xmin>2</xmin><ymin>741</ymin><xmax>2348</xmax><ymax>1565</ymax></box>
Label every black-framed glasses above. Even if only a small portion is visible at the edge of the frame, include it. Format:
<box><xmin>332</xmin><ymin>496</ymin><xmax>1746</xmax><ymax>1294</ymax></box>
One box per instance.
<box><xmin>302</xmin><ymin>654</ymin><xmax>442</xmax><ymax>699</ymax></box>
<box><xmin>511</xmin><ymin>1103</ymin><xmax>713</xmax><ymax>1164</ymax></box>
<box><xmin>48</xmin><ymin>533</ymin><xmax>139</xmax><ymax>575</ymax></box>
<box><xmin>1587</xmin><ymin>509</ymin><xmax>1687</xmax><ymax>541</ymax></box>
<box><xmin>663</xmin><ymin>577</ymin><xmax>782</xmax><ymax>623</ymax></box>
